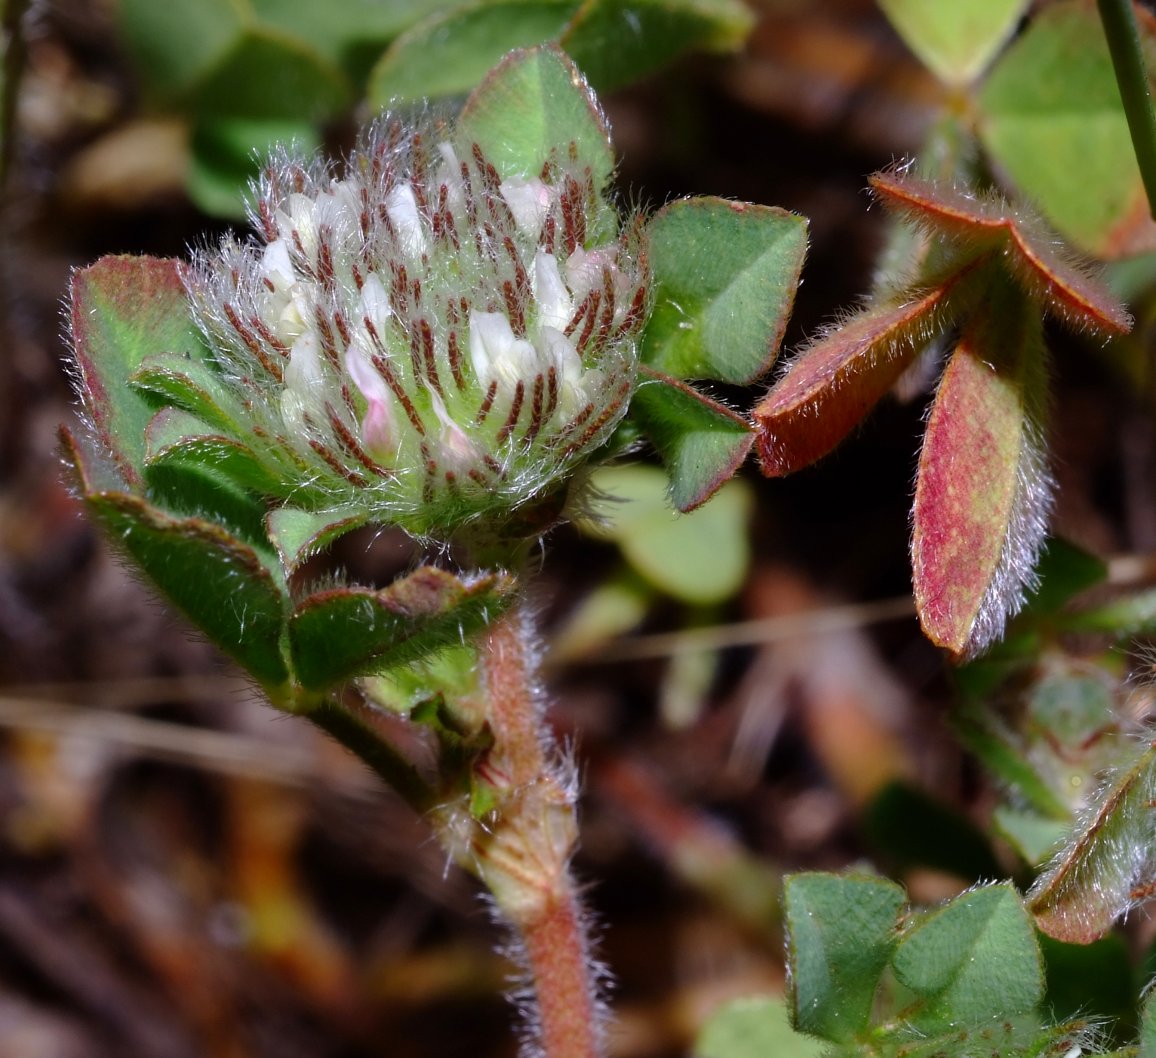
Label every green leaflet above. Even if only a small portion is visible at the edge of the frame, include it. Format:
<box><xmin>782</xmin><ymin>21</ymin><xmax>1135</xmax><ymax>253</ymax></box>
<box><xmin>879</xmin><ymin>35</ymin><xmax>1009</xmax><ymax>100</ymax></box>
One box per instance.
<box><xmin>642</xmin><ymin>197</ymin><xmax>807</xmax><ymax>385</ymax></box>
<box><xmin>288</xmin><ymin>568</ymin><xmax>514</xmax><ymax>691</ymax></box>
<box><xmin>784</xmin><ymin>872</ymin><xmax>905</xmax><ymax>1042</ymax></box>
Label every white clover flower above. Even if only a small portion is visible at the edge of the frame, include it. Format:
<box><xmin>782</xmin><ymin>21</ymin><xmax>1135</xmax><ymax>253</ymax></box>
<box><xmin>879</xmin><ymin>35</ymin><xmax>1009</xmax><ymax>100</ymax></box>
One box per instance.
<box><xmin>185</xmin><ymin>114</ymin><xmax>649</xmax><ymax>540</ymax></box>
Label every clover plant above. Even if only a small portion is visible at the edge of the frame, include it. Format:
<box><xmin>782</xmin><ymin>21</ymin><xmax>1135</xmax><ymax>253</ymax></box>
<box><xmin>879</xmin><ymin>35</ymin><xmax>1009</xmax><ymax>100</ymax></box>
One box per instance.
<box><xmin>60</xmin><ymin>2</ymin><xmax>1156</xmax><ymax>1056</ymax></box>
<box><xmin>64</xmin><ymin>44</ymin><xmax>804</xmax><ymax>1057</ymax></box>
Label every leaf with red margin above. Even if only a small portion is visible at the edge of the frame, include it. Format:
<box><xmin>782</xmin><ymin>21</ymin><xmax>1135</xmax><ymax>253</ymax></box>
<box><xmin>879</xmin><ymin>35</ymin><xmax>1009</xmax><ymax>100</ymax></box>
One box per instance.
<box><xmin>1029</xmin><ymin>739</ymin><xmax>1156</xmax><ymax>943</ymax></box>
<box><xmin>288</xmin><ymin>567</ymin><xmax>515</xmax><ymax>691</ymax></box>
<box><xmin>753</xmin><ymin>274</ymin><xmax>968</xmax><ymax>477</ymax></box>
<box><xmin>61</xmin><ymin>427</ymin><xmax>291</xmax><ymax>690</ymax></box>
<box><xmin>629</xmin><ymin>365</ymin><xmax>753</xmax><ymax>512</ymax></box>
<box><xmin>912</xmin><ymin>281</ymin><xmax>1052</xmax><ymax>660</ymax></box>
<box><xmin>69</xmin><ymin>256</ymin><xmax>209</xmax><ymax>488</ymax></box>
<box><xmin>869</xmin><ymin>169</ymin><xmax>1132</xmax><ymax>337</ymax></box>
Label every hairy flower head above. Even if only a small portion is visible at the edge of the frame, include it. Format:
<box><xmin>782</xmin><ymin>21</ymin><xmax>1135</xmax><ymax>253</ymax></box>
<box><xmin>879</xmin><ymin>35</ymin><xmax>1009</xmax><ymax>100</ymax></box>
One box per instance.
<box><xmin>185</xmin><ymin>113</ymin><xmax>649</xmax><ymax>541</ymax></box>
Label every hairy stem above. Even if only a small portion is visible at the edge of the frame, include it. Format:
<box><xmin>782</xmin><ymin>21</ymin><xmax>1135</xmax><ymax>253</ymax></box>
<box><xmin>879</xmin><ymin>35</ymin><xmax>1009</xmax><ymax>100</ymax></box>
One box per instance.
<box><xmin>518</xmin><ymin>883</ymin><xmax>602</xmax><ymax>1058</ymax></box>
<box><xmin>1098</xmin><ymin>0</ymin><xmax>1156</xmax><ymax>218</ymax></box>
<box><xmin>467</xmin><ymin>607</ymin><xmax>605</xmax><ymax>1058</ymax></box>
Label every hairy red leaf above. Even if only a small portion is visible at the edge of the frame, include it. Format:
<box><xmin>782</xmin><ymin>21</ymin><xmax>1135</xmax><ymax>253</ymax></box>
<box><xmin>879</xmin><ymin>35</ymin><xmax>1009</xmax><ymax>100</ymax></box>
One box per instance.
<box><xmin>870</xmin><ymin>168</ymin><xmax>1132</xmax><ymax>337</ymax></box>
<box><xmin>912</xmin><ymin>285</ymin><xmax>1052</xmax><ymax>659</ymax></box>
<box><xmin>1030</xmin><ymin>740</ymin><xmax>1156</xmax><ymax>943</ymax></box>
<box><xmin>753</xmin><ymin>277</ymin><xmax>964</xmax><ymax>477</ymax></box>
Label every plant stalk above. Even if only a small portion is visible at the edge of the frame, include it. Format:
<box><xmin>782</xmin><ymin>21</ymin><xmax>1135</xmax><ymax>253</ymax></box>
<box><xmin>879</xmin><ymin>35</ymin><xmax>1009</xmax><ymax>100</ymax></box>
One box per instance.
<box><xmin>467</xmin><ymin>606</ymin><xmax>605</xmax><ymax>1058</ymax></box>
<box><xmin>306</xmin><ymin>695</ymin><xmax>436</xmax><ymax>815</ymax></box>
<box><xmin>1098</xmin><ymin>0</ymin><xmax>1156</xmax><ymax>219</ymax></box>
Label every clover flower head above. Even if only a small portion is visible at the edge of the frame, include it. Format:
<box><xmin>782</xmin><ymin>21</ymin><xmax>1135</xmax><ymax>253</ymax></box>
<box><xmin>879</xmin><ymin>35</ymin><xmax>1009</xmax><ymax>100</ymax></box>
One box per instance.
<box><xmin>185</xmin><ymin>113</ymin><xmax>649</xmax><ymax>541</ymax></box>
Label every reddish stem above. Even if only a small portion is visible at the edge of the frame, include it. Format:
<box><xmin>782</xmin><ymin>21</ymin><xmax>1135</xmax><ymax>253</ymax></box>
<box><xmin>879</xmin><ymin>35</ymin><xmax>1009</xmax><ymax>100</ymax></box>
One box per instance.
<box><xmin>472</xmin><ymin>608</ymin><xmax>605</xmax><ymax>1058</ymax></box>
<box><xmin>519</xmin><ymin>884</ymin><xmax>603</xmax><ymax>1058</ymax></box>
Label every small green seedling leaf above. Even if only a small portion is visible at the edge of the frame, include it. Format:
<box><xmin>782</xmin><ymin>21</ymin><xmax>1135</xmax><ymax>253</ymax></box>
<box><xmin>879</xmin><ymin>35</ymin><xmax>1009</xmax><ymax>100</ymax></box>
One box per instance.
<box><xmin>70</xmin><ymin>256</ymin><xmax>210</xmax><ymax>487</ymax></box>
<box><xmin>629</xmin><ymin>367</ymin><xmax>753</xmax><ymax>512</ymax></box>
<box><xmin>585</xmin><ymin>463</ymin><xmax>751</xmax><ymax>604</ymax></box>
<box><xmin>784</xmin><ymin>872</ymin><xmax>906</xmax><ymax>1042</ymax></box>
<box><xmin>288</xmin><ymin>567</ymin><xmax>514</xmax><ymax>690</ymax></box>
<box><xmin>562</xmin><ymin>0</ymin><xmax>754</xmax><ymax>93</ymax></box>
<box><xmin>696</xmin><ymin>995</ymin><xmax>826</xmax><ymax>1058</ymax></box>
<box><xmin>753</xmin><ymin>275</ymin><xmax>966</xmax><ymax>477</ymax></box>
<box><xmin>977</xmin><ymin>0</ymin><xmax>1156</xmax><ymax>258</ymax></box>
<box><xmin>642</xmin><ymin>197</ymin><xmax>807</xmax><ymax>385</ymax></box>
<box><xmin>892</xmin><ymin>883</ymin><xmax>1043</xmax><ymax>1030</ymax></box>
<box><xmin>455</xmin><ymin>43</ymin><xmax>613</xmax><ymax>189</ymax></box>
<box><xmin>878</xmin><ymin>0</ymin><xmax>1028</xmax><ymax>85</ymax></box>
<box><xmin>62</xmin><ymin>430</ymin><xmax>289</xmax><ymax>689</ymax></box>
<box><xmin>1030</xmin><ymin>739</ymin><xmax>1156</xmax><ymax>943</ymax></box>
<box><xmin>911</xmin><ymin>282</ymin><xmax>1051</xmax><ymax>660</ymax></box>
<box><xmin>870</xmin><ymin>169</ymin><xmax>1133</xmax><ymax>336</ymax></box>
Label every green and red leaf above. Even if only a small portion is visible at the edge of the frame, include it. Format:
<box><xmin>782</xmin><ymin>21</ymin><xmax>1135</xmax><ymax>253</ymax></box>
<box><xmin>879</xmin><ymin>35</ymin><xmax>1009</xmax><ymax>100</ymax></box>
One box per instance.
<box><xmin>912</xmin><ymin>282</ymin><xmax>1052</xmax><ymax>659</ymax></box>
<box><xmin>630</xmin><ymin>366</ymin><xmax>753</xmax><ymax>512</ymax></box>
<box><xmin>70</xmin><ymin>255</ymin><xmax>209</xmax><ymax>487</ymax></box>
<box><xmin>1030</xmin><ymin>740</ymin><xmax>1156</xmax><ymax>943</ymax></box>
<box><xmin>753</xmin><ymin>277</ymin><xmax>966</xmax><ymax>477</ymax></box>
<box><xmin>870</xmin><ymin>168</ymin><xmax>1133</xmax><ymax>336</ymax></box>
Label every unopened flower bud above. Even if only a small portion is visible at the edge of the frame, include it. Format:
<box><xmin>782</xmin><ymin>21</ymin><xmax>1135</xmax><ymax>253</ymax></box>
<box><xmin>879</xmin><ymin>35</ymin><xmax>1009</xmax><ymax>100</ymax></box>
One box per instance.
<box><xmin>185</xmin><ymin>113</ymin><xmax>649</xmax><ymax>541</ymax></box>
